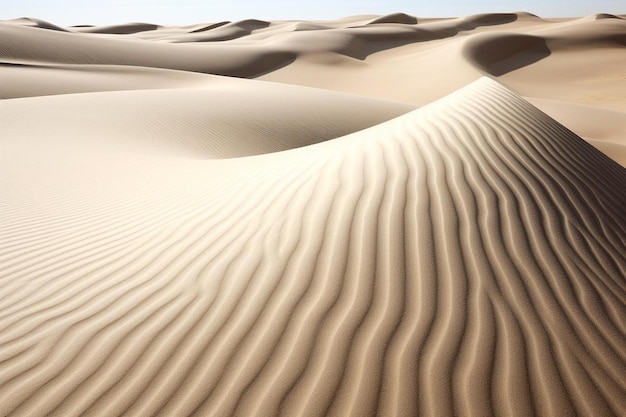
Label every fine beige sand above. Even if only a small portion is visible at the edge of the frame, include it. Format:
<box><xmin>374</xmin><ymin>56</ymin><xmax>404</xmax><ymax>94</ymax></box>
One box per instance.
<box><xmin>1</xmin><ymin>12</ymin><xmax>625</xmax><ymax>417</ymax></box>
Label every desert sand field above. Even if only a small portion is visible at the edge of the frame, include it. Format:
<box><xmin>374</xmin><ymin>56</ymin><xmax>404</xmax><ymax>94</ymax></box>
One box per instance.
<box><xmin>1</xmin><ymin>11</ymin><xmax>625</xmax><ymax>416</ymax></box>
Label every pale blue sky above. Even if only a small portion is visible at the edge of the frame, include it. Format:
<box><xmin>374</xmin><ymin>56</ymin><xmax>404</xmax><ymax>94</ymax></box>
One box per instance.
<box><xmin>2</xmin><ymin>0</ymin><xmax>624</xmax><ymax>25</ymax></box>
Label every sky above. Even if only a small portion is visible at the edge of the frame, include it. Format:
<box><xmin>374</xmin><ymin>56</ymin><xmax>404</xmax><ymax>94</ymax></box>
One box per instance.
<box><xmin>1</xmin><ymin>0</ymin><xmax>624</xmax><ymax>26</ymax></box>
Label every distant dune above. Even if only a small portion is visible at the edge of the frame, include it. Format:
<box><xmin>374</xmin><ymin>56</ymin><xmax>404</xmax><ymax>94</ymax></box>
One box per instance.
<box><xmin>1</xmin><ymin>12</ymin><xmax>625</xmax><ymax>417</ymax></box>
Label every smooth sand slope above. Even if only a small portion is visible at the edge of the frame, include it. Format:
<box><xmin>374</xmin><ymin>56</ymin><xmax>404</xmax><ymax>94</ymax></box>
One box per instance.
<box><xmin>0</xmin><ymin>79</ymin><xmax>413</xmax><ymax>158</ymax></box>
<box><xmin>1</xmin><ymin>12</ymin><xmax>626</xmax><ymax>417</ymax></box>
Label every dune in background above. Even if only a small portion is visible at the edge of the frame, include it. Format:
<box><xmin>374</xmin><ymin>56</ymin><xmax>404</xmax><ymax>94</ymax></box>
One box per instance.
<box><xmin>1</xmin><ymin>12</ymin><xmax>625</xmax><ymax>417</ymax></box>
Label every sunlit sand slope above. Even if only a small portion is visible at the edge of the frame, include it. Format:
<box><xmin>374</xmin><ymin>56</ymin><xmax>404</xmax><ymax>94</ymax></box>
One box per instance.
<box><xmin>1</xmin><ymin>78</ymin><xmax>624</xmax><ymax>416</ymax></box>
<box><xmin>0</xmin><ymin>79</ymin><xmax>413</xmax><ymax>158</ymax></box>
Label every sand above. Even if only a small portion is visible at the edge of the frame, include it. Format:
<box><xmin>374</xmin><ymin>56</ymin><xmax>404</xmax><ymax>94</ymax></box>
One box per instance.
<box><xmin>0</xmin><ymin>12</ymin><xmax>625</xmax><ymax>417</ymax></box>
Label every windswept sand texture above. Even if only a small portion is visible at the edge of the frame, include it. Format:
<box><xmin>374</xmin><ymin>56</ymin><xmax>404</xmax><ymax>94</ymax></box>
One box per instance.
<box><xmin>1</xmin><ymin>12</ymin><xmax>625</xmax><ymax>417</ymax></box>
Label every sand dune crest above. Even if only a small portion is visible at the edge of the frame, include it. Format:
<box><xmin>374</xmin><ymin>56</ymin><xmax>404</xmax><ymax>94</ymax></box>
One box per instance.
<box><xmin>364</xmin><ymin>13</ymin><xmax>418</xmax><ymax>25</ymax></box>
<box><xmin>5</xmin><ymin>17</ymin><xmax>68</xmax><ymax>32</ymax></box>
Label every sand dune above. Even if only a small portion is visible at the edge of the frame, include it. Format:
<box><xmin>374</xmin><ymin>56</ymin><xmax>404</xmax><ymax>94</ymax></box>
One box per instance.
<box><xmin>0</xmin><ymin>63</ymin><xmax>221</xmax><ymax>99</ymax></box>
<box><xmin>72</xmin><ymin>23</ymin><xmax>161</xmax><ymax>35</ymax></box>
<box><xmin>363</xmin><ymin>13</ymin><xmax>418</xmax><ymax>25</ymax></box>
<box><xmin>2</xmin><ymin>76</ymin><xmax>625</xmax><ymax>416</ymax></box>
<box><xmin>462</xmin><ymin>32</ymin><xmax>551</xmax><ymax>76</ymax></box>
<box><xmin>1</xmin><ymin>11</ymin><xmax>625</xmax><ymax>417</ymax></box>
<box><xmin>259</xmin><ymin>12</ymin><xmax>626</xmax><ymax>113</ymax></box>
<box><xmin>0</xmin><ymin>79</ymin><xmax>413</xmax><ymax>157</ymax></box>
<box><xmin>4</xmin><ymin>17</ymin><xmax>68</xmax><ymax>32</ymax></box>
<box><xmin>161</xmin><ymin>20</ymin><xmax>271</xmax><ymax>43</ymax></box>
<box><xmin>0</xmin><ymin>22</ymin><xmax>296</xmax><ymax>77</ymax></box>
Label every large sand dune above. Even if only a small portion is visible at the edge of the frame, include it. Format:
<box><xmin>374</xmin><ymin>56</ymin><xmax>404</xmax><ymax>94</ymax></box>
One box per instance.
<box><xmin>1</xmin><ymin>12</ymin><xmax>625</xmax><ymax>417</ymax></box>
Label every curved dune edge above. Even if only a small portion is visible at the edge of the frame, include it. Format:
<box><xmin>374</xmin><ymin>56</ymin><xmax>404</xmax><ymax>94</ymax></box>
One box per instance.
<box><xmin>0</xmin><ymin>79</ymin><xmax>415</xmax><ymax>158</ymax></box>
<box><xmin>365</xmin><ymin>13</ymin><xmax>418</xmax><ymax>25</ymax></box>
<box><xmin>1</xmin><ymin>78</ymin><xmax>625</xmax><ymax>416</ymax></box>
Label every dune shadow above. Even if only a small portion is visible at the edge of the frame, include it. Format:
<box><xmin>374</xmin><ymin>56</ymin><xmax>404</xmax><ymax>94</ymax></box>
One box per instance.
<box><xmin>78</xmin><ymin>23</ymin><xmax>160</xmax><ymax>35</ymax></box>
<box><xmin>234</xmin><ymin>51</ymin><xmax>297</xmax><ymax>78</ymax></box>
<box><xmin>336</xmin><ymin>12</ymin><xmax>522</xmax><ymax>60</ymax></box>
<box><xmin>177</xmin><ymin>20</ymin><xmax>271</xmax><ymax>42</ymax></box>
<box><xmin>189</xmin><ymin>22</ymin><xmax>230</xmax><ymax>33</ymax></box>
<box><xmin>11</xmin><ymin>17</ymin><xmax>69</xmax><ymax>32</ymax></box>
<box><xmin>460</xmin><ymin>13</ymin><xmax>519</xmax><ymax>29</ymax></box>
<box><xmin>0</xmin><ymin>62</ymin><xmax>33</xmax><ymax>68</ymax></box>
<box><xmin>463</xmin><ymin>33</ymin><xmax>551</xmax><ymax>76</ymax></box>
